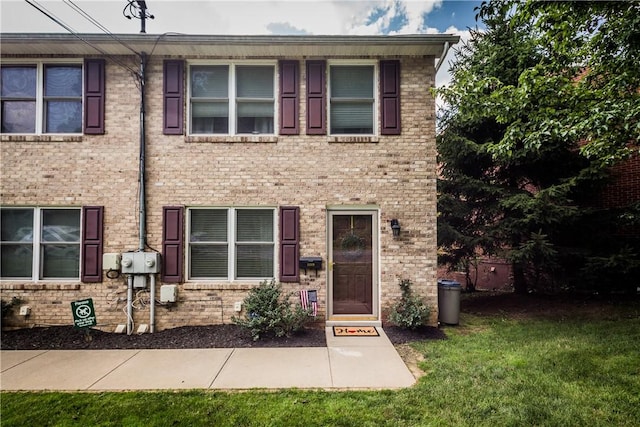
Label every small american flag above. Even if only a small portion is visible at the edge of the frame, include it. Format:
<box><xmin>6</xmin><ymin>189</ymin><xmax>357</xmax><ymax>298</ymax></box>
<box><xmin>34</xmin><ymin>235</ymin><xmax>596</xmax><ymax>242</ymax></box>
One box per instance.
<box><xmin>300</xmin><ymin>289</ymin><xmax>318</xmax><ymax>317</ymax></box>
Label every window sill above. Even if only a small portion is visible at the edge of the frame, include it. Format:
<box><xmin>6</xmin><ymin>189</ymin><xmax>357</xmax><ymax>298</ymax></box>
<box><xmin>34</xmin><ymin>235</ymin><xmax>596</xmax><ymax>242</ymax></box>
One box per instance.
<box><xmin>328</xmin><ymin>136</ymin><xmax>379</xmax><ymax>143</ymax></box>
<box><xmin>1</xmin><ymin>135</ymin><xmax>83</xmax><ymax>143</ymax></box>
<box><xmin>186</xmin><ymin>135</ymin><xmax>278</xmax><ymax>144</ymax></box>
<box><xmin>183</xmin><ymin>282</ymin><xmax>263</xmax><ymax>291</ymax></box>
<box><xmin>0</xmin><ymin>282</ymin><xmax>81</xmax><ymax>290</ymax></box>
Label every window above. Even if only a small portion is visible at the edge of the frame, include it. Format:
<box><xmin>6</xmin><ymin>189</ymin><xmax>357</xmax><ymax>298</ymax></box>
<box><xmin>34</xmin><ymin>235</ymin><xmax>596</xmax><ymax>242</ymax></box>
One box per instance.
<box><xmin>189</xmin><ymin>63</ymin><xmax>275</xmax><ymax>135</ymax></box>
<box><xmin>1</xmin><ymin>208</ymin><xmax>81</xmax><ymax>279</ymax></box>
<box><xmin>1</xmin><ymin>62</ymin><xmax>83</xmax><ymax>134</ymax></box>
<box><xmin>188</xmin><ymin>208</ymin><xmax>275</xmax><ymax>280</ymax></box>
<box><xmin>329</xmin><ymin>64</ymin><xmax>375</xmax><ymax>135</ymax></box>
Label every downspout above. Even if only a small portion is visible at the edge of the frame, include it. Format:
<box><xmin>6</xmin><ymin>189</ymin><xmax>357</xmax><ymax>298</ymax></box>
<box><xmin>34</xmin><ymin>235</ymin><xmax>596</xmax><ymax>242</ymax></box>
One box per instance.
<box><xmin>435</xmin><ymin>41</ymin><xmax>451</xmax><ymax>75</ymax></box>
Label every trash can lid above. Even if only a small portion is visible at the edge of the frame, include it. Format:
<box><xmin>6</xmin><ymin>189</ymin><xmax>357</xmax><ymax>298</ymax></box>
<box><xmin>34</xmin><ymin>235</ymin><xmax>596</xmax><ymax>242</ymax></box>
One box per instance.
<box><xmin>437</xmin><ymin>279</ymin><xmax>461</xmax><ymax>287</ymax></box>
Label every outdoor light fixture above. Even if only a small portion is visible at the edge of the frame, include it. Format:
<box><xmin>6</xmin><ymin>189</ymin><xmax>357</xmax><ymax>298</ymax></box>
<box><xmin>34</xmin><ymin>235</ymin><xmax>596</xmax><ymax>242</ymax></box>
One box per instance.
<box><xmin>390</xmin><ymin>219</ymin><xmax>401</xmax><ymax>237</ymax></box>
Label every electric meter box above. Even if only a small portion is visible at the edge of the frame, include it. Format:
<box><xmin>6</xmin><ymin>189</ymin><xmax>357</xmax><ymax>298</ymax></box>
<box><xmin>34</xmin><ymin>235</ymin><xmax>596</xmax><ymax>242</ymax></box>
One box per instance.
<box><xmin>121</xmin><ymin>252</ymin><xmax>161</xmax><ymax>274</ymax></box>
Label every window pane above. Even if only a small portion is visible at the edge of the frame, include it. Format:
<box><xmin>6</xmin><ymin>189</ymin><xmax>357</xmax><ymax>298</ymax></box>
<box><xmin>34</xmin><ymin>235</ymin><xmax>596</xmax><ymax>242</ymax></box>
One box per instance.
<box><xmin>191</xmin><ymin>210</ymin><xmax>227</xmax><ymax>242</ymax></box>
<box><xmin>191</xmin><ymin>116</ymin><xmax>229</xmax><ymax>134</ymax></box>
<box><xmin>44</xmin><ymin>66</ymin><xmax>82</xmax><ymax>97</ymax></box>
<box><xmin>330</xmin><ymin>102</ymin><xmax>373</xmax><ymax>134</ymax></box>
<box><xmin>236</xmin><ymin>244</ymin><xmax>273</xmax><ymax>278</ymax></box>
<box><xmin>191</xmin><ymin>102</ymin><xmax>229</xmax><ymax>134</ymax></box>
<box><xmin>331</xmin><ymin>66</ymin><xmax>374</xmax><ymax>98</ymax></box>
<box><xmin>192</xmin><ymin>102</ymin><xmax>229</xmax><ymax>118</ymax></box>
<box><xmin>1</xmin><ymin>244</ymin><xmax>33</xmax><ymax>278</ymax></box>
<box><xmin>237</xmin><ymin>101</ymin><xmax>274</xmax><ymax>134</ymax></box>
<box><xmin>1</xmin><ymin>209</ymin><xmax>34</xmax><ymax>242</ymax></box>
<box><xmin>236</xmin><ymin>210</ymin><xmax>273</xmax><ymax>242</ymax></box>
<box><xmin>45</xmin><ymin>100</ymin><xmax>82</xmax><ymax>133</ymax></box>
<box><xmin>1</xmin><ymin>66</ymin><xmax>36</xmax><ymax>97</ymax></box>
<box><xmin>191</xmin><ymin>245</ymin><xmax>228</xmax><ymax>278</ymax></box>
<box><xmin>191</xmin><ymin>66</ymin><xmax>228</xmax><ymax>98</ymax></box>
<box><xmin>237</xmin><ymin>102</ymin><xmax>274</xmax><ymax>117</ymax></box>
<box><xmin>236</xmin><ymin>66</ymin><xmax>273</xmax><ymax>98</ymax></box>
<box><xmin>42</xmin><ymin>244</ymin><xmax>79</xmax><ymax>278</ymax></box>
<box><xmin>1</xmin><ymin>101</ymin><xmax>36</xmax><ymax>133</ymax></box>
<box><xmin>42</xmin><ymin>209</ymin><xmax>80</xmax><ymax>242</ymax></box>
<box><xmin>237</xmin><ymin>116</ymin><xmax>273</xmax><ymax>134</ymax></box>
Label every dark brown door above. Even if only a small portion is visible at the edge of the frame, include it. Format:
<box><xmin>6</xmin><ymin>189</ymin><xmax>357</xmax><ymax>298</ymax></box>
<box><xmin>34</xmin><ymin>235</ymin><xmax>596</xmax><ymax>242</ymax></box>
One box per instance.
<box><xmin>331</xmin><ymin>214</ymin><xmax>374</xmax><ymax>315</ymax></box>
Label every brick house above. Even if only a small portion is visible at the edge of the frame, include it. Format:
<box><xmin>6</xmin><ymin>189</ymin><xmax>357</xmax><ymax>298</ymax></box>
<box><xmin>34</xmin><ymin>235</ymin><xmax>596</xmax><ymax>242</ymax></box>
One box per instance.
<box><xmin>1</xmin><ymin>33</ymin><xmax>458</xmax><ymax>332</ymax></box>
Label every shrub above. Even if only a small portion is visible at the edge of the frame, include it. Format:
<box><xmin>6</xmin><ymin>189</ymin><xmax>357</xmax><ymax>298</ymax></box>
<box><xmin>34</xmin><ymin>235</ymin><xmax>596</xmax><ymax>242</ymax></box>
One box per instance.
<box><xmin>389</xmin><ymin>279</ymin><xmax>431</xmax><ymax>330</ymax></box>
<box><xmin>233</xmin><ymin>279</ymin><xmax>311</xmax><ymax>341</ymax></box>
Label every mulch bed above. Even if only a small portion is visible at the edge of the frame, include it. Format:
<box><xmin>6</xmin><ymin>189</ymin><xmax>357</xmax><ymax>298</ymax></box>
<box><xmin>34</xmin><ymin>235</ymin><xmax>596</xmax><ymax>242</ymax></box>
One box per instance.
<box><xmin>5</xmin><ymin>292</ymin><xmax>635</xmax><ymax>351</ymax></box>
<box><xmin>0</xmin><ymin>323</ymin><xmax>446</xmax><ymax>351</ymax></box>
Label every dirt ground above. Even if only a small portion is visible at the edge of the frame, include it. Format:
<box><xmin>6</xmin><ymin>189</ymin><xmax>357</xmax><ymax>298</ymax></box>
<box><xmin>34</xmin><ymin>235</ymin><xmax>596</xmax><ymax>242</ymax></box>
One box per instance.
<box><xmin>2</xmin><ymin>291</ymin><xmax>636</xmax><ymax>351</ymax></box>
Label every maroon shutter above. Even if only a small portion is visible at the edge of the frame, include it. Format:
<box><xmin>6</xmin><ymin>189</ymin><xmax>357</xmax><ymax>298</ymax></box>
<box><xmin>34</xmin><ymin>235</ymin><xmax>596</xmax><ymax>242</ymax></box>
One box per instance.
<box><xmin>380</xmin><ymin>60</ymin><xmax>401</xmax><ymax>135</ymax></box>
<box><xmin>162</xmin><ymin>206</ymin><xmax>184</xmax><ymax>283</ymax></box>
<box><xmin>81</xmin><ymin>206</ymin><xmax>103</xmax><ymax>282</ymax></box>
<box><xmin>306</xmin><ymin>60</ymin><xmax>326</xmax><ymax>135</ymax></box>
<box><xmin>279</xmin><ymin>60</ymin><xmax>299</xmax><ymax>135</ymax></box>
<box><xmin>280</xmin><ymin>206</ymin><xmax>300</xmax><ymax>282</ymax></box>
<box><xmin>84</xmin><ymin>59</ymin><xmax>105</xmax><ymax>135</ymax></box>
<box><xmin>163</xmin><ymin>60</ymin><xmax>184</xmax><ymax>135</ymax></box>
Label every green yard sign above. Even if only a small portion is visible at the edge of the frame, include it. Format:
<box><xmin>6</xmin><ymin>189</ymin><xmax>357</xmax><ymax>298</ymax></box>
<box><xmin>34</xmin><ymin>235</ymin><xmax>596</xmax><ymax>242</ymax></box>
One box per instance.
<box><xmin>71</xmin><ymin>298</ymin><xmax>97</xmax><ymax>329</ymax></box>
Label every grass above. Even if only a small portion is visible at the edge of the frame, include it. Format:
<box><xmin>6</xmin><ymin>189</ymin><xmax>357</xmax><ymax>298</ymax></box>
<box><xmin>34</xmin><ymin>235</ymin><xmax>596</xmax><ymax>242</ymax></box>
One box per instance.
<box><xmin>2</xmin><ymin>296</ymin><xmax>639</xmax><ymax>426</ymax></box>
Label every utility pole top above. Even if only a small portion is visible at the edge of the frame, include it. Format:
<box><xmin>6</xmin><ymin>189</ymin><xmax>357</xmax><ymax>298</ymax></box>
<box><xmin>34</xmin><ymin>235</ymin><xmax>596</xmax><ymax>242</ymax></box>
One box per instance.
<box><xmin>123</xmin><ymin>0</ymin><xmax>154</xmax><ymax>34</ymax></box>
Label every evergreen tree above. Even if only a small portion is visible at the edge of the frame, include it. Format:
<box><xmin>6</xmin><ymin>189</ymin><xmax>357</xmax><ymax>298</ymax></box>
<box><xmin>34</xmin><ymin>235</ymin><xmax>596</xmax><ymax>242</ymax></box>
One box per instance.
<box><xmin>437</xmin><ymin>0</ymin><xmax>639</xmax><ymax>294</ymax></box>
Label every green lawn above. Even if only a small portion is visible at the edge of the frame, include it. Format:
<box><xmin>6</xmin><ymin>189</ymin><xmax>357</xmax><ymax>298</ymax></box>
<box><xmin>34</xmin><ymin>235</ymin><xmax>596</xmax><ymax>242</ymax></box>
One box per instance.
<box><xmin>2</xmin><ymin>297</ymin><xmax>639</xmax><ymax>426</ymax></box>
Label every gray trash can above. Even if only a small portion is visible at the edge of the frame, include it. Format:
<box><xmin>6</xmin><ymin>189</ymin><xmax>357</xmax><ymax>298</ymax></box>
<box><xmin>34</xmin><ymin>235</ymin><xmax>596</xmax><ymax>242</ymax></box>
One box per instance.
<box><xmin>437</xmin><ymin>279</ymin><xmax>461</xmax><ymax>325</ymax></box>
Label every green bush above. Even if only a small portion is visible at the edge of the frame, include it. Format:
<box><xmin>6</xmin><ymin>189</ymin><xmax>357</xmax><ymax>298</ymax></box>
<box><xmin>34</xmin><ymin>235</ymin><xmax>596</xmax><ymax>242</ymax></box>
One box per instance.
<box><xmin>232</xmin><ymin>279</ymin><xmax>311</xmax><ymax>341</ymax></box>
<box><xmin>388</xmin><ymin>279</ymin><xmax>431</xmax><ymax>330</ymax></box>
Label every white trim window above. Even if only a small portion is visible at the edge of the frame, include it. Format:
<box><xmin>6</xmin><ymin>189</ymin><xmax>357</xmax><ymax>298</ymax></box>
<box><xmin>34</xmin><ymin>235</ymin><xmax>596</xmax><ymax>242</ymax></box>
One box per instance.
<box><xmin>329</xmin><ymin>61</ymin><xmax>377</xmax><ymax>135</ymax></box>
<box><xmin>0</xmin><ymin>207</ymin><xmax>81</xmax><ymax>280</ymax></box>
<box><xmin>189</xmin><ymin>62</ymin><xmax>276</xmax><ymax>135</ymax></box>
<box><xmin>188</xmin><ymin>208</ymin><xmax>276</xmax><ymax>280</ymax></box>
<box><xmin>1</xmin><ymin>61</ymin><xmax>83</xmax><ymax>134</ymax></box>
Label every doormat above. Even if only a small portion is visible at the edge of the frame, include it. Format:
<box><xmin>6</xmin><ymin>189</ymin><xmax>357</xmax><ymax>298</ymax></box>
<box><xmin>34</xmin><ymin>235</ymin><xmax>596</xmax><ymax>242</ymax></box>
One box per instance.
<box><xmin>332</xmin><ymin>326</ymin><xmax>379</xmax><ymax>337</ymax></box>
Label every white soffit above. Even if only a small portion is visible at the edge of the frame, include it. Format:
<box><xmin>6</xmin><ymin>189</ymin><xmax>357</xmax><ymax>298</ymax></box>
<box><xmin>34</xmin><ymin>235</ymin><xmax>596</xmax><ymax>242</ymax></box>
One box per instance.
<box><xmin>0</xmin><ymin>33</ymin><xmax>460</xmax><ymax>58</ymax></box>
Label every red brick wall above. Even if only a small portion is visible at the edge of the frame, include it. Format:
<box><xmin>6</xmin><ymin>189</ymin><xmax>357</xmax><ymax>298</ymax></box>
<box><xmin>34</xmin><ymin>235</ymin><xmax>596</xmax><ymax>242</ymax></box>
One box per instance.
<box><xmin>597</xmin><ymin>152</ymin><xmax>640</xmax><ymax>209</ymax></box>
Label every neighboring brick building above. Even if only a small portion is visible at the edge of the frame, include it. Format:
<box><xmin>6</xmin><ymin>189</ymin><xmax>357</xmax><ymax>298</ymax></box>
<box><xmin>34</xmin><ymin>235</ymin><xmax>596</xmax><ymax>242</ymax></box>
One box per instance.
<box><xmin>597</xmin><ymin>153</ymin><xmax>640</xmax><ymax>211</ymax></box>
<box><xmin>1</xmin><ymin>33</ymin><xmax>457</xmax><ymax>332</ymax></box>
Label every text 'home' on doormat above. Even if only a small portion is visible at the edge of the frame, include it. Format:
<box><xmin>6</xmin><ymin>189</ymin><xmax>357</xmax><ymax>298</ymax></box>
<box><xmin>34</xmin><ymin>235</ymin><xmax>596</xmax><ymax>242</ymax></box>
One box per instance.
<box><xmin>333</xmin><ymin>326</ymin><xmax>379</xmax><ymax>337</ymax></box>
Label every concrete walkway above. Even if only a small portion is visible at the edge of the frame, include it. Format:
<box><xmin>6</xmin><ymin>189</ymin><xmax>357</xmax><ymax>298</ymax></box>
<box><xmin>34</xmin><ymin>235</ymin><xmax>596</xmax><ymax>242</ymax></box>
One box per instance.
<box><xmin>0</xmin><ymin>327</ymin><xmax>416</xmax><ymax>391</ymax></box>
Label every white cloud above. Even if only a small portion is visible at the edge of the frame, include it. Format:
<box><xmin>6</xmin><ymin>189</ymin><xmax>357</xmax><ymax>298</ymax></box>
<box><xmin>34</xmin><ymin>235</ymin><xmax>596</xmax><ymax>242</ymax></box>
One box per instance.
<box><xmin>1</xmin><ymin>0</ymin><xmax>469</xmax><ymax>108</ymax></box>
<box><xmin>1</xmin><ymin>1</ymin><xmax>451</xmax><ymax>36</ymax></box>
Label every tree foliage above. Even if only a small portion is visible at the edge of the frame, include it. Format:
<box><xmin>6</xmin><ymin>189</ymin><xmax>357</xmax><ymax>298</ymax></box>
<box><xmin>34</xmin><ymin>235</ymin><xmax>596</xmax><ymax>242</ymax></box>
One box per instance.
<box><xmin>437</xmin><ymin>0</ymin><xmax>640</xmax><ymax>294</ymax></box>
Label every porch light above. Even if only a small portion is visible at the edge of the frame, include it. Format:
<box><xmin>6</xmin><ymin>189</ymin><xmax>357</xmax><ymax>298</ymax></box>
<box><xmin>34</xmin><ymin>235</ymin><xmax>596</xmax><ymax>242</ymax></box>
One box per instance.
<box><xmin>390</xmin><ymin>219</ymin><xmax>401</xmax><ymax>237</ymax></box>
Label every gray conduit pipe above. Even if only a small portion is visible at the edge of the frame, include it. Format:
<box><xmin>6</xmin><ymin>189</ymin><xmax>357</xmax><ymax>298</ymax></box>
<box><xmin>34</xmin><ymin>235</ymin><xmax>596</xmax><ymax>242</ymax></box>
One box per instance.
<box><xmin>150</xmin><ymin>274</ymin><xmax>156</xmax><ymax>333</ymax></box>
<box><xmin>127</xmin><ymin>275</ymin><xmax>134</xmax><ymax>335</ymax></box>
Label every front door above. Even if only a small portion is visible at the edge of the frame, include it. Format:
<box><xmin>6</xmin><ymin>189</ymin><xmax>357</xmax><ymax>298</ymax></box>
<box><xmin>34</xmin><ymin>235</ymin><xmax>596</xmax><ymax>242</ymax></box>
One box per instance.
<box><xmin>328</xmin><ymin>211</ymin><xmax>378</xmax><ymax>319</ymax></box>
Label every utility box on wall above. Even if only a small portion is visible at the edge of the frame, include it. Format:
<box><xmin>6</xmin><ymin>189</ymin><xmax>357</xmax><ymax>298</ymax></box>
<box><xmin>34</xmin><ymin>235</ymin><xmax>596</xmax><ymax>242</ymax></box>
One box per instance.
<box><xmin>121</xmin><ymin>252</ymin><xmax>161</xmax><ymax>274</ymax></box>
<box><xmin>103</xmin><ymin>253</ymin><xmax>121</xmax><ymax>270</ymax></box>
<box><xmin>160</xmin><ymin>285</ymin><xmax>177</xmax><ymax>303</ymax></box>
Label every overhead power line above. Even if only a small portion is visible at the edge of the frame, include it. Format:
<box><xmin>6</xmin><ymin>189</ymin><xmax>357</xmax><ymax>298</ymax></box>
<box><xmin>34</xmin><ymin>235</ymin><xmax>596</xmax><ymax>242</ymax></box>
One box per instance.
<box><xmin>24</xmin><ymin>0</ymin><xmax>141</xmax><ymax>78</ymax></box>
<box><xmin>63</xmin><ymin>0</ymin><xmax>140</xmax><ymax>57</ymax></box>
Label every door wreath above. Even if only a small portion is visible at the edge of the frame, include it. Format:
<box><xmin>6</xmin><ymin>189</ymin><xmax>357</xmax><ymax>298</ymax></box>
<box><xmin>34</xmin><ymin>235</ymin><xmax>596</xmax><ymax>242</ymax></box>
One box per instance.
<box><xmin>340</xmin><ymin>215</ymin><xmax>366</xmax><ymax>260</ymax></box>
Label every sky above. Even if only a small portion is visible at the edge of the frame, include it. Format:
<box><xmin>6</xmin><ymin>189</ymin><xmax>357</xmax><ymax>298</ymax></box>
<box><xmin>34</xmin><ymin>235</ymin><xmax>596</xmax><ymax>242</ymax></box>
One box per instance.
<box><xmin>0</xmin><ymin>0</ymin><xmax>483</xmax><ymax>86</ymax></box>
